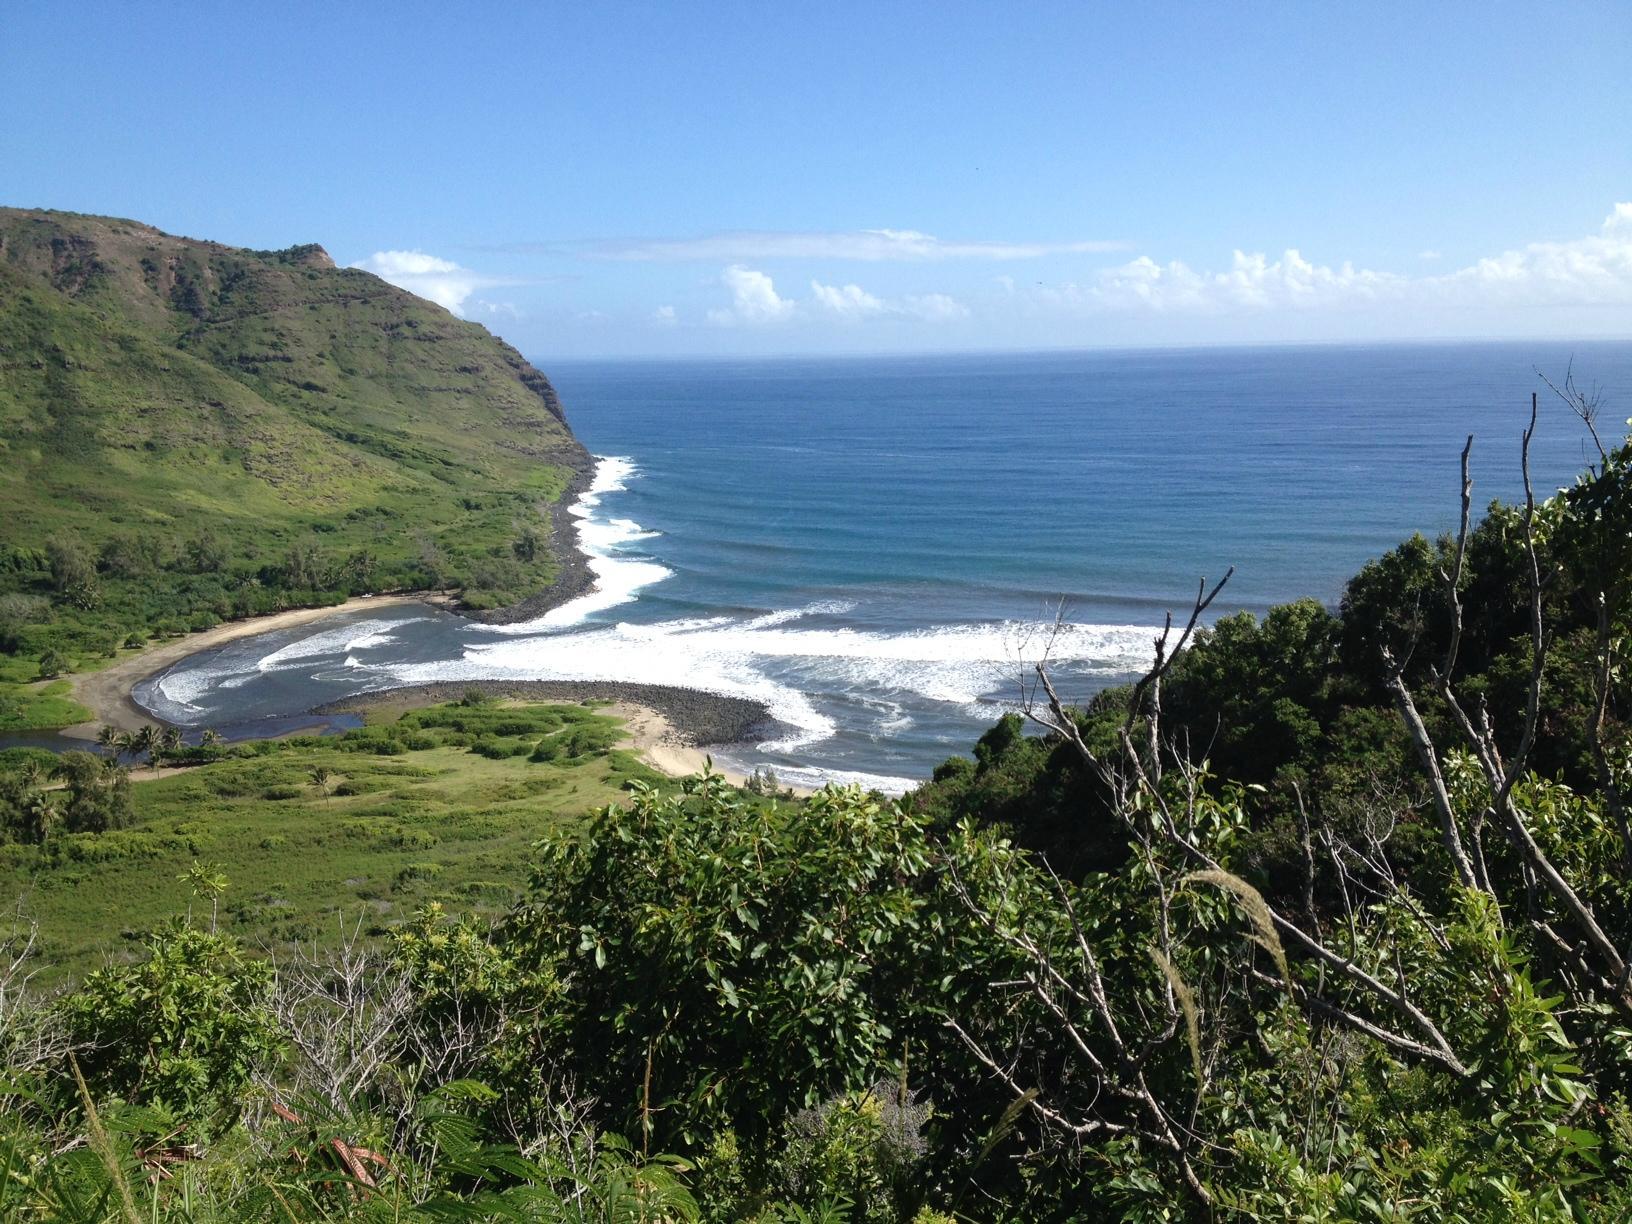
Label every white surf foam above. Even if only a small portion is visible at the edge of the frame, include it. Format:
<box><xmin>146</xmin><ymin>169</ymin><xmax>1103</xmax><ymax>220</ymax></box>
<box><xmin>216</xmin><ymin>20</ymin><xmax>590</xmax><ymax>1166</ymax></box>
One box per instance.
<box><xmin>487</xmin><ymin>456</ymin><xmax>675</xmax><ymax>632</ymax></box>
<box><xmin>345</xmin><ymin>627</ymin><xmax>411</xmax><ymax>651</ymax></box>
<box><xmin>253</xmin><ymin>617</ymin><xmax>425</xmax><ymax>673</ymax></box>
<box><xmin>740</xmin><ymin>599</ymin><xmax>858</xmax><ymax>630</ymax></box>
<box><xmin>151</xmin><ymin>669</ymin><xmax>211</xmax><ymax>715</ymax></box>
<box><xmin>758</xmin><ymin>763</ymin><xmax>924</xmax><ymax>797</ymax></box>
<box><xmin>148</xmin><ymin>615</ymin><xmax>428</xmax><ymax>720</ymax></box>
<box><xmin>376</xmin><ymin>611</ymin><xmax>1161</xmax><ymax>756</ymax></box>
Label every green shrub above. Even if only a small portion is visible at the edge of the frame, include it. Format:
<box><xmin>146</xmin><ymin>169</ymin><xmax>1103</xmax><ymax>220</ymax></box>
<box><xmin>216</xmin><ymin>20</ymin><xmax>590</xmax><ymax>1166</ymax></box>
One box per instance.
<box><xmin>394</xmin><ymin>861</ymin><xmax>443</xmax><ymax>890</ymax></box>
<box><xmin>387</xmin><ymin>826</ymin><xmax>438</xmax><ymax>851</ymax></box>
<box><xmin>773</xmin><ymin>1084</ymin><xmax>932</xmax><ymax>1222</ymax></box>
<box><xmin>43</xmin><ymin>831</ymin><xmax>199</xmax><ymax>864</ymax></box>
<box><xmin>0</xmin><ymin>746</ymin><xmax>57</xmax><ymax>776</ymax></box>
<box><xmin>60</xmin><ymin>921</ymin><xmax>282</xmax><ymax>1137</ymax></box>
<box><xmin>531</xmin><ymin>724</ymin><xmax>619</xmax><ymax>762</ymax></box>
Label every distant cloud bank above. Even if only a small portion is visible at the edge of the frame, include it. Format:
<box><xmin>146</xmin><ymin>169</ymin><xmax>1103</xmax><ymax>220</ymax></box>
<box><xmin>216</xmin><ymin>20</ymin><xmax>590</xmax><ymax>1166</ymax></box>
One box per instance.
<box><xmin>685</xmin><ymin>204</ymin><xmax>1632</xmax><ymax>336</ymax></box>
<box><xmin>1078</xmin><ymin>203</ymin><xmax>1632</xmax><ymax>315</ymax></box>
<box><xmin>359</xmin><ymin>205</ymin><xmax>1632</xmax><ymax>348</ymax></box>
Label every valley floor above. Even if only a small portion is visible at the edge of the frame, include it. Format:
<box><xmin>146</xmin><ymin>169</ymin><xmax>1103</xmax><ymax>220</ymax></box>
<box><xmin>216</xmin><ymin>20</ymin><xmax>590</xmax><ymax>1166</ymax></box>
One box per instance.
<box><xmin>5</xmin><ymin>695</ymin><xmax>787</xmax><ymax>981</ymax></box>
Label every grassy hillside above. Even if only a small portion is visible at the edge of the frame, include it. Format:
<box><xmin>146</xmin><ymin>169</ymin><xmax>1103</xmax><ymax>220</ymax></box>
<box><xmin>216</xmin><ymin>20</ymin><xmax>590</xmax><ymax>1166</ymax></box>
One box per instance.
<box><xmin>0</xmin><ymin>699</ymin><xmax>657</xmax><ymax>980</ymax></box>
<box><xmin>0</xmin><ymin>208</ymin><xmax>589</xmax><ymax>727</ymax></box>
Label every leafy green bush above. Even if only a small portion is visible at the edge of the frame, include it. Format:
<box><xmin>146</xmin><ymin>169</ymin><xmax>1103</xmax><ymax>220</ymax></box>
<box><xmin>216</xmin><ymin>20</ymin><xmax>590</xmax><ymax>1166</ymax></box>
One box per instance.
<box><xmin>504</xmin><ymin>775</ymin><xmax>948</xmax><ymax>1152</ymax></box>
<box><xmin>394</xmin><ymin>861</ymin><xmax>444</xmax><ymax>890</ymax></box>
<box><xmin>59</xmin><ymin>921</ymin><xmax>282</xmax><ymax>1137</ymax></box>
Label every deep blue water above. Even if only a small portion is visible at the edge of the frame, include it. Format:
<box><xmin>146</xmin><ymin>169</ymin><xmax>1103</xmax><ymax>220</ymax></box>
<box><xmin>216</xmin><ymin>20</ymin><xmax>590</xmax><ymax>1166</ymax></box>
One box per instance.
<box><xmin>135</xmin><ymin>342</ymin><xmax>1632</xmax><ymax>790</ymax></box>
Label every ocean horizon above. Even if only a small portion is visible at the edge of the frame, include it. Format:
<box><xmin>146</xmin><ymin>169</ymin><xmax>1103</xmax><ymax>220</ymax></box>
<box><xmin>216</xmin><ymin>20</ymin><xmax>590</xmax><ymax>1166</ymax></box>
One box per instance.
<box><xmin>135</xmin><ymin>341</ymin><xmax>1632</xmax><ymax>791</ymax></box>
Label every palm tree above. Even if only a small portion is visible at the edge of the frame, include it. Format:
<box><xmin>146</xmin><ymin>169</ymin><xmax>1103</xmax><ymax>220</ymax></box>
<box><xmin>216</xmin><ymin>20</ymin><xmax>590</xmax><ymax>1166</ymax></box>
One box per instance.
<box><xmin>199</xmin><ymin>728</ymin><xmax>223</xmax><ymax>748</ymax></box>
<box><xmin>22</xmin><ymin>789</ymin><xmax>57</xmax><ymax>845</ymax></box>
<box><xmin>131</xmin><ymin>724</ymin><xmax>159</xmax><ymax>768</ymax></box>
<box><xmin>159</xmin><ymin>725</ymin><xmax>184</xmax><ymax>761</ymax></box>
<box><xmin>308</xmin><ymin>765</ymin><xmax>334</xmax><ymax>803</ymax></box>
<box><xmin>95</xmin><ymin>724</ymin><xmax>121</xmax><ymax>756</ymax></box>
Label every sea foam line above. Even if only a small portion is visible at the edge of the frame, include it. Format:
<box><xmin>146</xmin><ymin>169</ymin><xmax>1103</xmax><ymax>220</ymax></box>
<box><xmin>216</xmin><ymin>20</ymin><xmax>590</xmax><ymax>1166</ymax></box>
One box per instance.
<box><xmin>486</xmin><ymin>456</ymin><xmax>674</xmax><ymax>633</ymax></box>
<box><xmin>252</xmin><ymin>617</ymin><xmax>427</xmax><ymax>673</ymax></box>
<box><xmin>141</xmin><ymin>451</ymin><xmax>1167</xmax><ymax>775</ymax></box>
<box><xmin>379</xmin><ymin>605</ymin><xmax>1163</xmax><ymax>754</ymax></box>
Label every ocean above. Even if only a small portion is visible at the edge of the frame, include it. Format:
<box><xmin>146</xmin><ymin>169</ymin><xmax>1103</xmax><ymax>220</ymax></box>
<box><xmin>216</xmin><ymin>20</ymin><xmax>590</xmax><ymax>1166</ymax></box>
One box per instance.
<box><xmin>135</xmin><ymin>342</ymin><xmax>1632</xmax><ymax>792</ymax></box>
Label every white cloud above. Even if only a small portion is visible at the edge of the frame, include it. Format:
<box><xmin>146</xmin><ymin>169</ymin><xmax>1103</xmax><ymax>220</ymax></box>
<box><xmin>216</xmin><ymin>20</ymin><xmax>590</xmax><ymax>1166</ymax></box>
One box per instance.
<box><xmin>810</xmin><ymin>280</ymin><xmax>887</xmax><ymax>316</ymax></box>
<box><xmin>469</xmin><ymin>298</ymin><xmax>520</xmax><ymax>319</ymax></box>
<box><xmin>1077</xmin><ymin>204</ymin><xmax>1632</xmax><ymax>315</ymax></box>
<box><xmin>807</xmin><ymin>278</ymin><xmax>968</xmax><ymax>324</ymax></box>
<box><xmin>904</xmin><ymin>293</ymin><xmax>970</xmax><ymax>321</ymax></box>
<box><xmin>351</xmin><ymin>249</ymin><xmax>494</xmax><ymax>316</ymax></box>
<box><xmin>652</xmin><ymin>304</ymin><xmax>677</xmax><ymax>325</ymax></box>
<box><xmin>1432</xmin><ymin>204</ymin><xmax>1632</xmax><ymax>306</ymax></box>
<box><xmin>1092</xmin><ymin>249</ymin><xmax>1403</xmax><ymax>312</ymax></box>
<box><xmin>706</xmin><ymin>268</ymin><xmax>970</xmax><ymax>328</ymax></box>
<box><xmin>707</xmin><ymin>265</ymin><xmax>796</xmax><ymax>325</ymax></box>
<box><xmin>594</xmin><ymin>229</ymin><xmax>1126</xmax><ymax>262</ymax></box>
<box><xmin>1418</xmin><ymin>249</ymin><xmax>1443</xmax><ymax>261</ymax></box>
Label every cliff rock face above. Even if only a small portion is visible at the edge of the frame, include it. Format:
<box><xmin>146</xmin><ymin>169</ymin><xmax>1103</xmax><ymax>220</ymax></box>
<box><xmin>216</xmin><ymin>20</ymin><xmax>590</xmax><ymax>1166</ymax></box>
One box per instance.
<box><xmin>0</xmin><ymin>207</ymin><xmax>590</xmax><ymax>609</ymax></box>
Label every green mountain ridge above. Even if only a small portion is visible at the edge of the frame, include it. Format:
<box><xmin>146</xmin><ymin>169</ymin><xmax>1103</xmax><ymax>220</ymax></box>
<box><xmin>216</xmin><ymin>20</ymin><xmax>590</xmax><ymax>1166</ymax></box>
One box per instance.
<box><xmin>0</xmin><ymin>208</ymin><xmax>591</xmax><ymax>725</ymax></box>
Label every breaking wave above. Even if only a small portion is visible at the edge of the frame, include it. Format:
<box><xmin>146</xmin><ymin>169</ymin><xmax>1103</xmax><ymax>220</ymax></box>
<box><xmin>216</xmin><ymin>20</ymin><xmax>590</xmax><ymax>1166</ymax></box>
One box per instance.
<box><xmin>488</xmin><ymin>457</ymin><xmax>673</xmax><ymax>631</ymax></box>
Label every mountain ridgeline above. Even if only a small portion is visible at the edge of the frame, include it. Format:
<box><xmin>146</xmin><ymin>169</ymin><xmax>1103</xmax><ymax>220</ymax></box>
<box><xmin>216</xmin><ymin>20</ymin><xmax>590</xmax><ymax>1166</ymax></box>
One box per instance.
<box><xmin>0</xmin><ymin>208</ymin><xmax>590</xmax><ymax>722</ymax></box>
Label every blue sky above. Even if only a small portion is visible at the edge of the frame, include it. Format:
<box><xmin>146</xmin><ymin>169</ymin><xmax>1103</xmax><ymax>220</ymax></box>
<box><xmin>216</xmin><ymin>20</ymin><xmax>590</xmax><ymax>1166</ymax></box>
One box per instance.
<box><xmin>4</xmin><ymin>2</ymin><xmax>1630</xmax><ymax>357</ymax></box>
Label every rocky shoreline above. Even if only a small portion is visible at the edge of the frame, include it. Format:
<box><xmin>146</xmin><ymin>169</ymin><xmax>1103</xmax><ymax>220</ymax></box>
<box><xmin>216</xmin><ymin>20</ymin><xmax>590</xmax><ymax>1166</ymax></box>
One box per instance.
<box><xmin>316</xmin><ymin>681</ymin><xmax>778</xmax><ymax>749</ymax></box>
<box><xmin>463</xmin><ymin>457</ymin><xmax>599</xmax><ymax>626</ymax></box>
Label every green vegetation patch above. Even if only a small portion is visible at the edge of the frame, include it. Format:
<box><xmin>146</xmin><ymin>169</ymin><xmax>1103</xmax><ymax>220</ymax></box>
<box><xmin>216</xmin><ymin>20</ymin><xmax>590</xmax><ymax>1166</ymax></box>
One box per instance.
<box><xmin>0</xmin><ymin>208</ymin><xmax>587</xmax><ymax>728</ymax></box>
<box><xmin>1</xmin><ymin>702</ymin><xmax>657</xmax><ymax>978</ymax></box>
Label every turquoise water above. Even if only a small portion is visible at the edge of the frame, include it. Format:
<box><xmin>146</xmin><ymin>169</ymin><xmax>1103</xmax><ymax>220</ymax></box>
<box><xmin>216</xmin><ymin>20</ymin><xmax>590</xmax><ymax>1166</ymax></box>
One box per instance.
<box><xmin>136</xmin><ymin>342</ymin><xmax>1632</xmax><ymax>790</ymax></box>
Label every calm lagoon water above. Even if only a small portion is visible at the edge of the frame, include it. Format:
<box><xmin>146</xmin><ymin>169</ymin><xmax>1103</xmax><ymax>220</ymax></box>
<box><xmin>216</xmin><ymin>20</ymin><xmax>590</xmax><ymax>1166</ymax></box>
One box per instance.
<box><xmin>135</xmin><ymin>342</ymin><xmax>1632</xmax><ymax>791</ymax></box>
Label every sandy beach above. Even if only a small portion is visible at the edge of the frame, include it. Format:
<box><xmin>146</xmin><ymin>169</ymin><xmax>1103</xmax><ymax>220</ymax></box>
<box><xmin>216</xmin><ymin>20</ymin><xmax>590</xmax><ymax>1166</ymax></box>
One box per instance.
<box><xmin>605</xmin><ymin>700</ymin><xmax>812</xmax><ymax>795</ymax></box>
<box><xmin>59</xmin><ymin>593</ymin><xmax>454</xmax><ymax>739</ymax></box>
<box><xmin>58</xmin><ymin>601</ymin><xmax>800</xmax><ymax>792</ymax></box>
